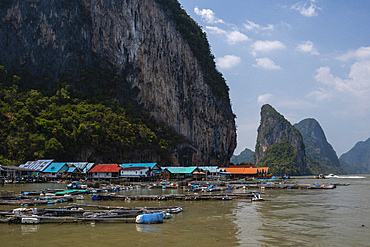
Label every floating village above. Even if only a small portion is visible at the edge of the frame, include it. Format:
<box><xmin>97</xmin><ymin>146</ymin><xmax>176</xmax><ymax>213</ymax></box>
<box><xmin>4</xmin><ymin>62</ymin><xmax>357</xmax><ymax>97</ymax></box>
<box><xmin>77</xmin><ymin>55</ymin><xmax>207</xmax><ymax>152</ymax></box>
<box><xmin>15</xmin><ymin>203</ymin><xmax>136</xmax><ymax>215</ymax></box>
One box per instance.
<box><xmin>0</xmin><ymin>160</ymin><xmax>349</xmax><ymax>225</ymax></box>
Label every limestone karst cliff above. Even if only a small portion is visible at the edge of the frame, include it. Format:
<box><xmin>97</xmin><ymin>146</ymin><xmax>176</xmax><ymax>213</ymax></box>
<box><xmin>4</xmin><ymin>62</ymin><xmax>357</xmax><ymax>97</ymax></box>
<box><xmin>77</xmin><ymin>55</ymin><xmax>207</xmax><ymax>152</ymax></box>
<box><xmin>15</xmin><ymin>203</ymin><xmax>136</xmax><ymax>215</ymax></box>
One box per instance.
<box><xmin>294</xmin><ymin>118</ymin><xmax>345</xmax><ymax>174</ymax></box>
<box><xmin>254</xmin><ymin>104</ymin><xmax>308</xmax><ymax>175</ymax></box>
<box><xmin>0</xmin><ymin>0</ymin><xmax>236</xmax><ymax>166</ymax></box>
<box><xmin>340</xmin><ymin>137</ymin><xmax>370</xmax><ymax>174</ymax></box>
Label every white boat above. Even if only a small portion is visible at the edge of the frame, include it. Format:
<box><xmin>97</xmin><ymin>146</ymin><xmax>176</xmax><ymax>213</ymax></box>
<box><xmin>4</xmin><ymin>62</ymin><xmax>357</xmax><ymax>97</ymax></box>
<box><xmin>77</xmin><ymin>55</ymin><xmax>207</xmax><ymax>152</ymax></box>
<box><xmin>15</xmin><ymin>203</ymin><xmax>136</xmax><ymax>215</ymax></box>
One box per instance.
<box><xmin>251</xmin><ymin>194</ymin><xmax>264</xmax><ymax>201</ymax></box>
<box><xmin>74</xmin><ymin>195</ymin><xmax>84</xmax><ymax>200</ymax></box>
<box><xmin>325</xmin><ymin>174</ymin><xmax>339</xmax><ymax>178</ymax></box>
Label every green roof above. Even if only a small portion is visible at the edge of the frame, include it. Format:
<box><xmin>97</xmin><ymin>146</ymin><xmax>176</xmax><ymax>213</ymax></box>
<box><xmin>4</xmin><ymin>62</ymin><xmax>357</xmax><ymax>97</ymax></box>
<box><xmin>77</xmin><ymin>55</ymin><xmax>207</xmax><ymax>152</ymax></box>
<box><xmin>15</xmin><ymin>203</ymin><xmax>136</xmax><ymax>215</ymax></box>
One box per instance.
<box><xmin>165</xmin><ymin>167</ymin><xmax>198</xmax><ymax>174</ymax></box>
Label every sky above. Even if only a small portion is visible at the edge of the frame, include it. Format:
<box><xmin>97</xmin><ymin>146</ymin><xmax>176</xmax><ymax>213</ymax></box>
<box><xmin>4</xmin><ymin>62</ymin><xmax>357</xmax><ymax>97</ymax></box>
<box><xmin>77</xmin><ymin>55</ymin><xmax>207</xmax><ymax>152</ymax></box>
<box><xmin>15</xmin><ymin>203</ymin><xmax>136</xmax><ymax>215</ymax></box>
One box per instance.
<box><xmin>178</xmin><ymin>0</ymin><xmax>370</xmax><ymax>156</ymax></box>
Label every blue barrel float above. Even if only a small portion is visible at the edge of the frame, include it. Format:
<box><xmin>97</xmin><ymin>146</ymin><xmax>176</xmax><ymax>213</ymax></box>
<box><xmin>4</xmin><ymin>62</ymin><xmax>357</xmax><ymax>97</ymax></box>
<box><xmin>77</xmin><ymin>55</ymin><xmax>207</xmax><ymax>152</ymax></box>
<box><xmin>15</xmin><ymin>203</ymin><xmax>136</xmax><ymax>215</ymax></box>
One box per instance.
<box><xmin>135</xmin><ymin>212</ymin><xmax>164</xmax><ymax>224</ymax></box>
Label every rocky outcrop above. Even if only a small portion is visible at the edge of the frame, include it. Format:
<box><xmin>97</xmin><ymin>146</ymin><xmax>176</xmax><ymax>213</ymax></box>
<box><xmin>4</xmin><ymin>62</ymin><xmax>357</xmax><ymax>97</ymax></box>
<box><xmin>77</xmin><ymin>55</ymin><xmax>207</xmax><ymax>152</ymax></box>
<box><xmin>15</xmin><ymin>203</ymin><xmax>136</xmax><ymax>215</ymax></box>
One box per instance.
<box><xmin>254</xmin><ymin>104</ymin><xmax>308</xmax><ymax>175</ymax></box>
<box><xmin>0</xmin><ymin>0</ymin><xmax>236</xmax><ymax>166</ymax></box>
<box><xmin>340</xmin><ymin>138</ymin><xmax>370</xmax><ymax>174</ymax></box>
<box><xmin>294</xmin><ymin>118</ymin><xmax>345</xmax><ymax>174</ymax></box>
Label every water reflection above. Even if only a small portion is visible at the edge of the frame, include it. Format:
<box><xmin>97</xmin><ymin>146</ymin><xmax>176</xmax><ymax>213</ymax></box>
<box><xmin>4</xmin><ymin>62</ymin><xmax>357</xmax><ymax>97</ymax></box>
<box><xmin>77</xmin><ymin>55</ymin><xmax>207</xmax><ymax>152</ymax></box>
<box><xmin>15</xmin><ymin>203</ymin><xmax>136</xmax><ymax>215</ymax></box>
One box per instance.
<box><xmin>21</xmin><ymin>224</ymin><xmax>40</xmax><ymax>235</ymax></box>
<box><xmin>135</xmin><ymin>223</ymin><xmax>163</xmax><ymax>234</ymax></box>
<box><xmin>233</xmin><ymin>199</ymin><xmax>265</xmax><ymax>246</ymax></box>
<box><xmin>233</xmin><ymin>177</ymin><xmax>370</xmax><ymax>246</ymax></box>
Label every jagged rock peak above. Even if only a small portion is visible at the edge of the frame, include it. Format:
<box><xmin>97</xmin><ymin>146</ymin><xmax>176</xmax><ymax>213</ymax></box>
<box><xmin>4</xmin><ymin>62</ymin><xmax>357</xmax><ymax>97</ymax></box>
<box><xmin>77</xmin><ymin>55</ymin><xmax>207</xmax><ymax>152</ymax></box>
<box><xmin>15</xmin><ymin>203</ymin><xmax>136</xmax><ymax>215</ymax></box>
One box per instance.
<box><xmin>254</xmin><ymin>104</ymin><xmax>308</xmax><ymax>175</ymax></box>
<box><xmin>294</xmin><ymin>118</ymin><xmax>341</xmax><ymax>168</ymax></box>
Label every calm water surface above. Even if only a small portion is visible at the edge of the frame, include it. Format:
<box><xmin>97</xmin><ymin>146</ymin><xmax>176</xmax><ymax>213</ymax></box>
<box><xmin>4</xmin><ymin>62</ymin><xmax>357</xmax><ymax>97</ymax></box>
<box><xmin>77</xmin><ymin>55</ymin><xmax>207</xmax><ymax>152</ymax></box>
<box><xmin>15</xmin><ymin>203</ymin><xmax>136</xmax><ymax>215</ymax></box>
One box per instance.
<box><xmin>0</xmin><ymin>176</ymin><xmax>369</xmax><ymax>247</ymax></box>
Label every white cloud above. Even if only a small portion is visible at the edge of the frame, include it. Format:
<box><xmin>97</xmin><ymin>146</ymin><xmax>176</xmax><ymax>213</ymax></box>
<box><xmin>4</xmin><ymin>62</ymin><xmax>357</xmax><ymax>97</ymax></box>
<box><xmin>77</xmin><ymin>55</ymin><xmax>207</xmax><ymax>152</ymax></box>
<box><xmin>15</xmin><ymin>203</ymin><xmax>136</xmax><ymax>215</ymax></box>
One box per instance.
<box><xmin>310</xmin><ymin>47</ymin><xmax>370</xmax><ymax>107</ymax></box>
<box><xmin>251</xmin><ymin>40</ymin><xmax>285</xmax><ymax>56</ymax></box>
<box><xmin>226</xmin><ymin>31</ymin><xmax>250</xmax><ymax>44</ymax></box>
<box><xmin>253</xmin><ymin>57</ymin><xmax>281</xmax><ymax>70</ymax></box>
<box><xmin>194</xmin><ymin>7</ymin><xmax>224</xmax><ymax>24</ymax></box>
<box><xmin>257</xmin><ymin>94</ymin><xmax>274</xmax><ymax>104</ymax></box>
<box><xmin>310</xmin><ymin>60</ymin><xmax>370</xmax><ymax>113</ymax></box>
<box><xmin>337</xmin><ymin>46</ymin><xmax>370</xmax><ymax>61</ymax></box>
<box><xmin>291</xmin><ymin>0</ymin><xmax>321</xmax><ymax>17</ymax></box>
<box><xmin>205</xmin><ymin>26</ymin><xmax>227</xmax><ymax>35</ymax></box>
<box><xmin>297</xmin><ymin>41</ymin><xmax>319</xmax><ymax>55</ymax></box>
<box><xmin>244</xmin><ymin>20</ymin><xmax>274</xmax><ymax>32</ymax></box>
<box><xmin>206</xmin><ymin>27</ymin><xmax>249</xmax><ymax>45</ymax></box>
<box><xmin>217</xmin><ymin>55</ymin><xmax>241</xmax><ymax>69</ymax></box>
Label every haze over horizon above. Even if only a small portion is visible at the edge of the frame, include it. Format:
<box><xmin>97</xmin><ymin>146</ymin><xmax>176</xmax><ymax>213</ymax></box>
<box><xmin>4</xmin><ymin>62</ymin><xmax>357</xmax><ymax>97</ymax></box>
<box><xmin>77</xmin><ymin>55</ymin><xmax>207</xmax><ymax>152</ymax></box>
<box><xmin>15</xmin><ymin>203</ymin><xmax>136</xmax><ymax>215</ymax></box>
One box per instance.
<box><xmin>178</xmin><ymin>0</ymin><xmax>370</xmax><ymax>156</ymax></box>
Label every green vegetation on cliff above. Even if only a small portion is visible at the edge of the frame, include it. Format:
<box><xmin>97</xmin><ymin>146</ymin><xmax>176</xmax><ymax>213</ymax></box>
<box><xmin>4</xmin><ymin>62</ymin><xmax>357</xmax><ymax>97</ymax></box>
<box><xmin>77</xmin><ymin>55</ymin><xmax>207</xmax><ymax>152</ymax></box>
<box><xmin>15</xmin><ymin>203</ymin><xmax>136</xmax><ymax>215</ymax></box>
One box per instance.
<box><xmin>256</xmin><ymin>138</ymin><xmax>301</xmax><ymax>175</ymax></box>
<box><xmin>155</xmin><ymin>0</ymin><xmax>230</xmax><ymax>99</ymax></box>
<box><xmin>254</xmin><ymin>104</ymin><xmax>307</xmax><ymax>175</ymax></box>
<box><xmin>0</xmin><ymin>65</ymin><xmax>184</xmax><ymax>165</ymax></box>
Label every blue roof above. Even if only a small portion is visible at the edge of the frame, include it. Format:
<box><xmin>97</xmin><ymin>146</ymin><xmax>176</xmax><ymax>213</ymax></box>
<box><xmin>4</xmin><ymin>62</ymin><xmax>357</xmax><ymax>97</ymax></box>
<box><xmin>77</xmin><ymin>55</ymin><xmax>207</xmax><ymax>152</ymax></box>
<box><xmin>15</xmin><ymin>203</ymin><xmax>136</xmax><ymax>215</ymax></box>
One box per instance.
<box><xmin>43</xmin><ymin>163</ymin><xmax>67</xmax><ymax>173</ymax></box>
<box><xmin>66</xmin><ymin>167</ymin><xmax>77</xmax><ymax>173</ymax></box>
<box><xmin>120</xmin><ymin>163</ymin><xmax>160</xmax><ymax>169</ymax></box>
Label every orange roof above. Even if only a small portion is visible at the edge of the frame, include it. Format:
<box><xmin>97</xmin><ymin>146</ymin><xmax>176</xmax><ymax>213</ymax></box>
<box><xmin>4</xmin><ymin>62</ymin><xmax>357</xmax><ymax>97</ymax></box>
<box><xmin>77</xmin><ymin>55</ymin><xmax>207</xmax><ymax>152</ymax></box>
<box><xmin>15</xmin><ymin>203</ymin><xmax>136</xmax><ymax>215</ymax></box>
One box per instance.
<box><xmin>230</xmin><ymin>164</ymin><xmax>255</xmax><ymax>168</ymax></box>
<box><xmin>257</xmin><ymin>167</ymin><xmax>269</xmax><ymax>173</ymax></box>
<box><xmin>223</xmin><ymin>167</ymin><xmax>269</xmax><ymax>174</ymax></box>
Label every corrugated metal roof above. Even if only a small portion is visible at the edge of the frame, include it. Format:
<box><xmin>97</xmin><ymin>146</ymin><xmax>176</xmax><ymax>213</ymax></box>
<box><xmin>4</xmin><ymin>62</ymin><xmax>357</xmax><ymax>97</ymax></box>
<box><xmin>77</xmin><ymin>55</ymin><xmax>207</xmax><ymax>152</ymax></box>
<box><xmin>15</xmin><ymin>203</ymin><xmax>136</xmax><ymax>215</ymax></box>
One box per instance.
<box><xmin>89</xmin><ymin>164</ymin><xmax>122</xmax><ymax>173</ymax></box>
<box><xmin>164</xmin><ymin>167</ymin><xmax>198</xmax><ymax>174</ymax></box>
<box><xmin>197</xmin><ymin>166</ymin><xmax>219</xmax><ymax>173</ymax></box>
<box><xmin>43</xmin><ymin>163</ymin><xmax>67</xmax><ymax>173</ymax></box>
<box><xmin>19</xmin><ymin>160</ymin><xmax>54</xmax><ymax>171</ymax></box>
<box><xmin>84</xmin><ymin>163</ymin><xmax>95</xmax><ymax>173</ymax></box>
<box><xmin>65</xmin><ymin>162</ymin><xmax>93</xmax><ymax>174</ymax></box>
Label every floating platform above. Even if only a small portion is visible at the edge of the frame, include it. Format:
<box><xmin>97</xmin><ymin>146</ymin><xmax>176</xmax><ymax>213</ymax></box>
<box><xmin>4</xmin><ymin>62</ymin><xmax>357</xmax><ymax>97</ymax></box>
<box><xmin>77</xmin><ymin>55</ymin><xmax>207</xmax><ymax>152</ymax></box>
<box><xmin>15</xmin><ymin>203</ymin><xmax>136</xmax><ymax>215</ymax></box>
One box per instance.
<box><xmin>0</xmin><ymin>204</ymin><xmax>182</xmax><ymax>224</ymax></box>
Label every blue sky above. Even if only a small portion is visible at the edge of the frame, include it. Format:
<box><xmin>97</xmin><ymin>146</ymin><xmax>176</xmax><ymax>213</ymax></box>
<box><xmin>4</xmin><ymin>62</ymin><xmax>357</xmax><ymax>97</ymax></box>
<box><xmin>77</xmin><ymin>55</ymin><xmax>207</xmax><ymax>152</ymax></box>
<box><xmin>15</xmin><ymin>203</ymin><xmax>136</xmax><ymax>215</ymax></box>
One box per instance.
<box><xmin>178</xmin><ymin>0</ymin><xmax>370</xmax><ymax>156</ymax></box>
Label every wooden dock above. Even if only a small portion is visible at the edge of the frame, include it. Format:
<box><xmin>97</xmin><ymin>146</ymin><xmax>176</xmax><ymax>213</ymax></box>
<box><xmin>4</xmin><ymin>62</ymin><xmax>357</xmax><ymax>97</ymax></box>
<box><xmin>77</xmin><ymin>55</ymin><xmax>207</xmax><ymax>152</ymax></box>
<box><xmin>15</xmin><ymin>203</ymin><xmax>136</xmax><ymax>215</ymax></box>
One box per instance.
<box><xmin>96</xmin><ymin>192</ymin><xmax>258</xmax><ymax>201</ymax></box>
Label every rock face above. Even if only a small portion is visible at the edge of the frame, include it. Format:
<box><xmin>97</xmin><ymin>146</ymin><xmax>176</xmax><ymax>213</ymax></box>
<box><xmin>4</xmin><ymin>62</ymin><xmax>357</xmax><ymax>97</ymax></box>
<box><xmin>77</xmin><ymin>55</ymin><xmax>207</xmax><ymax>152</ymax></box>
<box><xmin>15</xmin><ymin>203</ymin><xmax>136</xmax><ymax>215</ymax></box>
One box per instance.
<box><xmin>0</xmin><ymin>0</ymin><xmax>236</xmax><ymax>166</ymax></box>
<box><xmin>254</xmin><ymin>104</ymin><xmax>308</xmax><ymax>175</ymax></box>
<box><xmin>294</xmin><ymin>118</ymin><xmax>344</xmax><ymax>174</ymax></box>
<box><xmin>340</xmin><ymin>138</ymin><xmax>370</xmax><ymax>174</ymax></box>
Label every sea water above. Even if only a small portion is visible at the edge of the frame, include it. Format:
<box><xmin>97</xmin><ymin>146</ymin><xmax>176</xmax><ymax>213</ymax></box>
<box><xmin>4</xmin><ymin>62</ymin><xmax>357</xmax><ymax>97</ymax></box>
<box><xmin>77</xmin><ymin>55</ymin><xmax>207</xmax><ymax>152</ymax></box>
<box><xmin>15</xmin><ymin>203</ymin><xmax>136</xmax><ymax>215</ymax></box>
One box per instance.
<box><xmin>0</xmin><ymin>176</ymin><xmax>369</xmax><ymax>247</ymax></box>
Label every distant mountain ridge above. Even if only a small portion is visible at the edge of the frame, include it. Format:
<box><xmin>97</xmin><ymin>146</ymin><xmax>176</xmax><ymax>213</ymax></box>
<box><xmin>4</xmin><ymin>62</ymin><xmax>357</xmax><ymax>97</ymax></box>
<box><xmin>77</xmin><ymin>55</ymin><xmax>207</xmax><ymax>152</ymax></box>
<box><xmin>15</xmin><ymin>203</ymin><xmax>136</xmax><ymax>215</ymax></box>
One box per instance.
<box><xmin>340</xmin><ymin>138</ymin><xmax>370</xmax><ymax>174</ymax></box>
<box><xmin>231</xmin><ymin>148</ymin><xmax>254</xmax><ymax>164</ymax></box>
<box><xmin>294</xmin><ymin>118</ymin><xmax>345</xmax><ymax>175</ymax></box>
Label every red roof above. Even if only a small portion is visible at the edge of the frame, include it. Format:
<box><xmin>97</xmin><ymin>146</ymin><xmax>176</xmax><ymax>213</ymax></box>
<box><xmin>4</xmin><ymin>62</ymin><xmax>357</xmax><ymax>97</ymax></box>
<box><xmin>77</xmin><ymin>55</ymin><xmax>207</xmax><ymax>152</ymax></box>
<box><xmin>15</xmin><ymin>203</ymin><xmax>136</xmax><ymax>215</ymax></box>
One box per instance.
<box><xmin>89</xmin><ymin>164</ymin><xmax>122</xmax><ymax>173</ymax></box>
